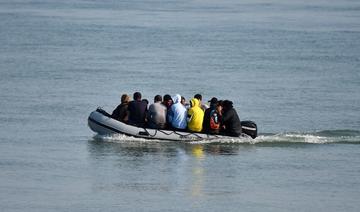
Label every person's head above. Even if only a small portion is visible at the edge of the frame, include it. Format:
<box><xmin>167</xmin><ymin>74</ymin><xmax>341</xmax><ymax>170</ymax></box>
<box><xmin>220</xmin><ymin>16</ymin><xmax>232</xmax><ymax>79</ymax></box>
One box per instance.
<box><xmin>208</xmin><ymin>97</ymin><xmax>218</xmax><ymax>108</ymax></box>
<box><xmin>133</xmin><ymin>92</ymin><xmax>142</xmax><ymax>101</ymax></box>
<box><xmin>222</xmin><ymin>100</ymin><xmax>233</xmax><ymax>111</ymax></box>
<box><xmin>194</xmin><ymin>94</ymin><xmax>202</xmax><ymax>102</ymax></box>
<box><xmin>172</xmin><ymin>94</ymin><xmax>182</xmax><ymax>104</ymax></box>
<box><xmin>181</xmin><ymin>96</ymin><xmax>186</xmax><ymax>105</ymax></box>
<box><xmin>142</xmin><ymin>99</ymin><xmax>149</xmax><ymax>105</ymax></box>
<box><xmin>121</xmin><ymin>94</ymin><xmax>130</xmax><ymax>104</ymax></box>
<box><xmin>163</xmin><ymin>94</ymin><xmax>173</xmax><ymax>107</ymax></box>
<box><xmin>154</xmin><ymin>95</ymin><xmax>162</xmax><ymax>103</ymax></box>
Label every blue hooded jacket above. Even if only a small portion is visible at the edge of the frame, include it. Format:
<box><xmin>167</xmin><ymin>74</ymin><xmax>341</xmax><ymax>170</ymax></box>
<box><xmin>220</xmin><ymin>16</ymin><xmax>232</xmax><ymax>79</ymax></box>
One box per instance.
<box><xmin>169</xmin><ymin>94</ymin><xmax>187</xmax><ymax>129</ymax></box>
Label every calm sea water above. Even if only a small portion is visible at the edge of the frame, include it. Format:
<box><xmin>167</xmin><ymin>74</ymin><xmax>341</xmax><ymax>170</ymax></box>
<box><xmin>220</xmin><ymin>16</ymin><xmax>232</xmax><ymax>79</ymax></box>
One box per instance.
<box><xmin>1</xmin><ymin>0</ymin><xmax>360</xmax><ymax>211</ymax></box>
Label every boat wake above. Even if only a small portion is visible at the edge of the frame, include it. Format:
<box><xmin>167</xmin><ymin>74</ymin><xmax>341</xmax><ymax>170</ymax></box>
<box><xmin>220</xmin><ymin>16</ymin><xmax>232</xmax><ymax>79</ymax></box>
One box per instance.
<box><xmin>92</xmin><ymin>130</ymin><xmax>360</xmax><ymax>145</ymax></box>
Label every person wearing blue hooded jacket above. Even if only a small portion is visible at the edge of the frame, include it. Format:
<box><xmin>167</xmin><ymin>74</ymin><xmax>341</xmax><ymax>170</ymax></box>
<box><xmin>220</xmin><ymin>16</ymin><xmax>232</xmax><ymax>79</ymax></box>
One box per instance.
<box><xmin>168</xmin><ymin>94</ymin><xmax>187</xmax><ymax>130</ymax></box>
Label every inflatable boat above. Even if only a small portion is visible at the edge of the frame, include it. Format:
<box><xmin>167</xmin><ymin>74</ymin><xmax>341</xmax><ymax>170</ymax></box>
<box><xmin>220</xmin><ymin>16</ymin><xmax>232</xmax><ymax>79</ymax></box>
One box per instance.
<box><xmin>88</xmin><ymin>108</ymin><xmax>257</xmax><ymax>141</ymax></box>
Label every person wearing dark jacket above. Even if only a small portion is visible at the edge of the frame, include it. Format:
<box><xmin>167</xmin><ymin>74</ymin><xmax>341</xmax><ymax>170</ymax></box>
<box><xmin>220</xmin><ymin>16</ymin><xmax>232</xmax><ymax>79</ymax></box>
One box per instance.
<box><xmin>221</xmin><ymin>100</ymin><xmax>242</xmax><ymax>137</ymax></box>
<box><xmin>162</xmin><ymin>94</ymin><xmax>173</xmax><ymax>128</ymax></box>
<box><xmin>202</xmin><ymin>97</ymin><xmax>218</xmax><ymax>133</ymax></box>
<box><xmin>127</xmin><ymin>92</ymin><xmax>148</xmax><ymax>127</ymax></box>
<box><xmin>111</xmin><ymin>94</ymin><xmax>130</xmax><ymax>122</ymax></box>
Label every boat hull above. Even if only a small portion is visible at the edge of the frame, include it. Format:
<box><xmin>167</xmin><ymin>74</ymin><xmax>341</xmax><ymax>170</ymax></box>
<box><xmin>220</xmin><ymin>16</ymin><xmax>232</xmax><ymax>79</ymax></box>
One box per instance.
<box><xmin>88</xmin><ymin>109</ymin><xmax>257</xmax><ymax>141</ymax></box>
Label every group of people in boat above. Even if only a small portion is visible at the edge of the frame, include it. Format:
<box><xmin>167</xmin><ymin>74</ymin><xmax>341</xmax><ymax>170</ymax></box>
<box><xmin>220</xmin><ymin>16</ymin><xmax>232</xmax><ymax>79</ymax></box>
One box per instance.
<box><xmin>111</xmin><ymin>92</ymin><xmax>242</xmax><ymax>137</ymax></box>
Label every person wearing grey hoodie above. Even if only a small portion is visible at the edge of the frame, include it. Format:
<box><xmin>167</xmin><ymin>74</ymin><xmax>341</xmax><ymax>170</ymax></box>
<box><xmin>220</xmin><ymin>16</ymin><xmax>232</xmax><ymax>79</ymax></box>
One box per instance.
<box><xmin>168</xmin><ymin>94</ymin><xmax>187</xmax><ymax>130</ymax></box>
<box><xmin>147</xmin><ymin>95</ymin><xmax>167</xmax><ymax>129</ymax></box>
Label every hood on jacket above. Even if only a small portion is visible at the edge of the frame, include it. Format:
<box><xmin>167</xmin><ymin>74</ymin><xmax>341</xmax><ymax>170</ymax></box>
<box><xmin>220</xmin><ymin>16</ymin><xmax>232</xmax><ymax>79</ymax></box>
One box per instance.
<box><xmin>172</xmin><ymin>94</ymin><xmax>181</xmax><ymax>104</ymax></box>
<box><xmin>189</xmin><ymin>98</ymin><xmax>200</xmax><ymax>108</ymax></box>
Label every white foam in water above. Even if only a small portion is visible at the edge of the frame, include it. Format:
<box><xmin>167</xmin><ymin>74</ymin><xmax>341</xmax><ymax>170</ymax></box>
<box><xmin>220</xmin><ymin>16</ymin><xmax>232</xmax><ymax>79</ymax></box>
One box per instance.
<box><xmin>94</xmin><ymin>134</ymin><xmax>259</xmax><ymax>144</ymax></box>
<box><xmin>255</xmin><ymin>133</ymin><xmax>343</xmax><ymax>144</ymax></box>
<box><xmin>93</xmin><ymin>134</ymin><xmax>169</xmax><ymax>143</ymax></box>
<box><xmin>93</xmin><ymin>132</ymin><xmax>360</xmax><ymax>145</ymax></box>
<box><xmin>286</xmin><ymin>134</ymin><xmax>328</xmax><ymax>144</ymax></box>
<box><xmin>188</xmin><ymin>136</ymin><xmax>256</xmax><ymax>144</ymax></box>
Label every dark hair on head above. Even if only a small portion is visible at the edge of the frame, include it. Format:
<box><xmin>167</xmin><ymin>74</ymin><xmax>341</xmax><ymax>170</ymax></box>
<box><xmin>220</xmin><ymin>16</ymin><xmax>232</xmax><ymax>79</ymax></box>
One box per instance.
<box><xmin>154</xmin><ymin>95</ymin><xmax>162</xmax><ymax>102</ymax></box>
<box><xmin>194</xmin><ymin>94</ymin><xmax>202</xmax><ymax>101</ymax></box>
<box><xmin>133</xmin><ymin>92</ymin><xmax>142</xmax><ymax>100</ymax></box>
<box><xmin>142</xmin><ymin>99</ymin><xmax>149</xmax><ymax>104</ymax></box>
<box><xmin>222</xmin><ymin>100</ymin><xmax>233</xmax><ymax>109</ymax></box>
<box><xmin>163</xmin><ymin>94</ymin><xmax>172</xmax><ymax>102</ymax></box>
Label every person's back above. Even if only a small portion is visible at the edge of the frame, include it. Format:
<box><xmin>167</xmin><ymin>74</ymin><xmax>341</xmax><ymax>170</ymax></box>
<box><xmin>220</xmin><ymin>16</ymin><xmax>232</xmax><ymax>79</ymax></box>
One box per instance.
<box><xmin>148</xmin><ymin>95</ymin><xmax>167</xmax><ymax>129</ymax></box>
<box><xmin>221</xmin><ymin>100</ymin><xmax>242</xmax><ymax>137</ymax></box>
<box><xmin>128</xmin><ymin>92</ymin><xmax>148</xmax><ymax>127</ymax></box>
<box><xmin>187</xmin><ymin>98</ymin><xmax>204</xmax><ymax>132</ymax></box>
<box><xmin>169</xmin><ymin>94</ymin><xmax>187</xmax><ymax>130</ymax></box>
<box><xmin>111</xmin><ymin>94</ymin><xmax>130</xmax><ymax>122</ymax></box>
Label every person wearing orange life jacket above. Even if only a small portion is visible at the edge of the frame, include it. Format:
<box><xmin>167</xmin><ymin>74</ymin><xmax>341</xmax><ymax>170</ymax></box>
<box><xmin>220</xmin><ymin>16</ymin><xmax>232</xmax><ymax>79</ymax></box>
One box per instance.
<box><xmin>203</xmin><ymin>98</ymin><xmax>222</xmax><ymax>134</ymax></box>
<box><xmin>203</xmin><ymin>97</ymin><xmax>217</xmax><ymax>133</ymax></box>
<box><xmin>187</xmin><ymin>98</ymin><xmax>204</xmax><ymax>132</ymax></box>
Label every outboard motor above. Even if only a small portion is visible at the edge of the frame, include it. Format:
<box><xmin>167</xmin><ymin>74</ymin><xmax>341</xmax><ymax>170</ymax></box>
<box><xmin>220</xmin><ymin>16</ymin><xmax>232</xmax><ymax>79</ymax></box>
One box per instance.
<box><xmin>241</xmin><ymin>121</ymin><xmax>257</xmax><ymax>139</ymax></box>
